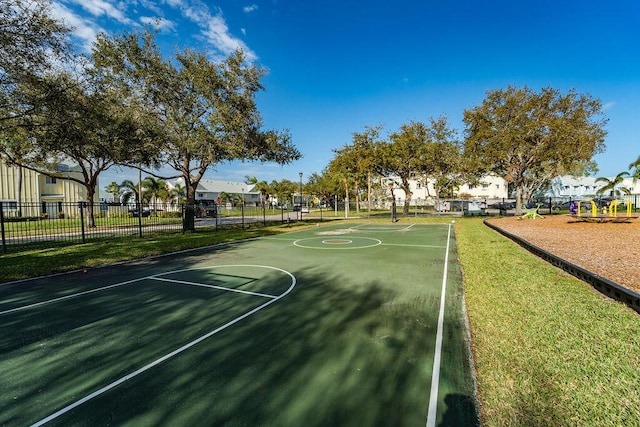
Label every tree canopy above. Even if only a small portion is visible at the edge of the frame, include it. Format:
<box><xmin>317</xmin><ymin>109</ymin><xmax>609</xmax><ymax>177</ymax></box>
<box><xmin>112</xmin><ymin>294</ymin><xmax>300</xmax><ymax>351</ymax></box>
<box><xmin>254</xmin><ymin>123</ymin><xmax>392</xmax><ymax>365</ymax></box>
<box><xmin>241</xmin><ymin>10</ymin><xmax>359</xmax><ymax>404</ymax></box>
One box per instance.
<box><xmin>92</xmin><ymin>29</ymin><xmax>301</xmax><ymax>229</ymax></box>
<box><xmin>0</xmin><ymin>67</ymin><xmax>160</xmax><ymax>226</ymax></box>
<box><xmin>1</xmin><ymin>0</ymin><xmax>70</xmax><ymax>129</ymax></box>
<box><xmin>463</xmin><ymin>85</ymin><xmax>607</xmax><ymax>213</ymax></box>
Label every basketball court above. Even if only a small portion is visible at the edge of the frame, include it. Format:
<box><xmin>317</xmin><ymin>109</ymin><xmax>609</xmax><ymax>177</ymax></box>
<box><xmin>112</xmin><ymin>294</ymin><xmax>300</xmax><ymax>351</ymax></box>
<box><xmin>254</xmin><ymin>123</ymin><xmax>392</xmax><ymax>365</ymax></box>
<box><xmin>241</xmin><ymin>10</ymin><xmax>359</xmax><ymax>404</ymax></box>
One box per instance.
<box><xmin>0</xmin><ymin>222</ymin><xmax>477</xmax><ymax>426</ymax></box>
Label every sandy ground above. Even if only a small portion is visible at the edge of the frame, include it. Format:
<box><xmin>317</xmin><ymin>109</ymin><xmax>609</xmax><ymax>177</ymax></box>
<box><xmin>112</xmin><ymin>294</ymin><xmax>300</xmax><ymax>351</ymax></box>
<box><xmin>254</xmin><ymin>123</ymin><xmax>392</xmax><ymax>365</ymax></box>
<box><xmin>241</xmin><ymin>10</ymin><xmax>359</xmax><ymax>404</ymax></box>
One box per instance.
<box><xmin>485</xmin><ymin>214</ymin><xmax>640</xmax><ymax>294</ymax></box>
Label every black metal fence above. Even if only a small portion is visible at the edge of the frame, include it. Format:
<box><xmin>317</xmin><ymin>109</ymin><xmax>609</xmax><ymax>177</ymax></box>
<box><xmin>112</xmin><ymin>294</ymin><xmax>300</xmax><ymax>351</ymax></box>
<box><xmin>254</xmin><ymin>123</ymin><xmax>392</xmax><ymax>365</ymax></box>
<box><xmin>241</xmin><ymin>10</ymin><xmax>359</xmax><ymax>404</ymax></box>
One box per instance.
<box><xmin>3</xmin><ymin>196</ymin><xmax>638</xmax><ymax>253</ymax></box>
<box><xmin>0</xmin><ymin>201</ymin><xmax>318</xmax><ymax>254</ymax></box>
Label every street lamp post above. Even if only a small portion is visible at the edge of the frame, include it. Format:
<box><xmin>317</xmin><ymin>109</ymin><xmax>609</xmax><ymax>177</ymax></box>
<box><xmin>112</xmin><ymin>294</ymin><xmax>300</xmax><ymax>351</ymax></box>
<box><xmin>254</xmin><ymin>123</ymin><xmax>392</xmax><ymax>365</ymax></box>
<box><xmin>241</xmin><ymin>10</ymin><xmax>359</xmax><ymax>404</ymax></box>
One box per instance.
<box><xmin>299</xmin><ymin>172</ymin><xmax>303</xmax><ymax>220</ymax></box>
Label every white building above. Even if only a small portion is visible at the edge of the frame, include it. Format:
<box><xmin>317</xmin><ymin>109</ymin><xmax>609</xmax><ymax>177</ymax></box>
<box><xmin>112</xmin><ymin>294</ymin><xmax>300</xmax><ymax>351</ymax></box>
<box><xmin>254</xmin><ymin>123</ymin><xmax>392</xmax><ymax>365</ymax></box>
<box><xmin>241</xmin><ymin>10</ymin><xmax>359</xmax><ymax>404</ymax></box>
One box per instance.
<box><xmin>545</xmin><ymin>176</ymin><xmax>638</xmax><ymax>199</ymax></box>
<box><xmin>174</xmin><ymin>178</ymin><xmax>261</xmax><ymax>206</ymax></box>
<box><xmin>384</xmin><ymin>174</ymin><xmax>509</xmax><ymax>206</ymax></box>
<box><xmin>1</xmin><ymin>159</ymin><xmax>98</xmax><ymax>218</ymax></box>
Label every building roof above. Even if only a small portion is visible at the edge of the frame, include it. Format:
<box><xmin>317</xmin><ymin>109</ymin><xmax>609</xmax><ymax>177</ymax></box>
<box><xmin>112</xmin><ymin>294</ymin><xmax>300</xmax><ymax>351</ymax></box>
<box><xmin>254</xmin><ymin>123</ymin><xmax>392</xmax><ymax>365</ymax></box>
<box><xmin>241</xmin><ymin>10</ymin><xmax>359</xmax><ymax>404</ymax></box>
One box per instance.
<box><xmin>175</xmin><ymin>178</ymin><xmax>258</xmax><ymax>194</ymax></box>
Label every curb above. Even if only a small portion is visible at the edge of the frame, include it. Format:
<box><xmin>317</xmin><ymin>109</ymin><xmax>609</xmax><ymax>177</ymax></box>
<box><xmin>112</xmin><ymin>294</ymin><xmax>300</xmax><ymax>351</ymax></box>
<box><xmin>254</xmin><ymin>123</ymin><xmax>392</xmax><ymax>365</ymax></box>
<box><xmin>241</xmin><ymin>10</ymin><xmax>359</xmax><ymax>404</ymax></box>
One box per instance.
<box><xmin>484</xmin><ymin>219</ymin><xmax>640</xmax><ymax>314</ymax></box>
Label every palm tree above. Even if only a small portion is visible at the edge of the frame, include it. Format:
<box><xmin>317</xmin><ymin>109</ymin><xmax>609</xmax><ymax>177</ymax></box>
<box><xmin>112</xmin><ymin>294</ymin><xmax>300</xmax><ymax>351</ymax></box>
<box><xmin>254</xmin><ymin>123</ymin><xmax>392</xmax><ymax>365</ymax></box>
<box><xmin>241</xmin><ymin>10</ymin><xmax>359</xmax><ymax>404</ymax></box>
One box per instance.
<box><xmin>254</xmin><ymin>180</ymin><xmax>271</xmax><ymax>208</ymax></box>
<box><xmin>630</xmin><ymin>155</ymin><xmax>640</xmax><ymax>181</ymax></box>
<box><xmin>218</xmin><ymin>191</ymin><xmax>230</xmax><ymax>206</ymax></box>
<box><xmin>105</xmin><ymin>182</ymin><xmax>121</xmax><ymax>203</ymax></box>
<box><xmin>169</xmin><ymin>183</ymin><xmax>186</xmax><ymax>207</ymax></box>
<box><xmin>142</xmin><ymin>176</ymin><xmax>167</xmax><ymax>212</ymax></box>
<box><xmin>595</xmin><ymin>172</ymin><xmax>631</xmax><ymax>198</ymax></box>
<box><xmin>119</xmin><ymin>179</ymin><xmax>139</xmax><ymax>206</ymax></box>
<box><xmin>245</xmin><ymin>175</ymin><xmax>270</xmax><ymax>208</ymax></box>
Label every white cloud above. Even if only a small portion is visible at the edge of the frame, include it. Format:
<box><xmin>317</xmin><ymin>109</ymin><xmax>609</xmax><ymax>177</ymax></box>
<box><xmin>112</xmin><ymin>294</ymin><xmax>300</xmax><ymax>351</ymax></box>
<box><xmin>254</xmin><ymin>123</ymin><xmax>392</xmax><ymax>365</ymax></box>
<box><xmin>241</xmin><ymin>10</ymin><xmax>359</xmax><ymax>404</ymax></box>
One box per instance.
<box><xmin>66</xmin><ymin>0</ymin><xmax>134</xmax><ymax>25</ymax></box>
<box><xmin>139</xmin><ymin>0</ymin><xmax>164</xmax><ymax>15</ymax></box>
<box><xmin>50</xmin><ymin>2</ymin><xmax>103</xmax><ymax>52</ymax></box>
<box><xmin>176</xmin><ymin>1</ymin><xmax>257</xmax><ymax>61</ymax></box>
<box><xmin>203</xmin><ymin>15</ymin><xmax>256</xmax><ymax>60</ymax></box>
<box><xmin>602</xmin><ymin>101</ymin><xmax>615</xmax><ymax>111</ymax></box>
<box><xmin>52</xmin><ymin>0</ymin><xmax>257</xmax><ymax>61</ymax></box>
<box><xmin>243</xmin><ymin>4</ymin><xmax>259</xmax><ymax>13</ymax></box>
<box><xmin>164</xmin><ymin>0</ymin><xmax>186</xmax><ymax>8</ymax></box>
<box><xmin>140</xmin><ymin>16</ymin><xmax>177</xmax><ymax>32</ymax></box>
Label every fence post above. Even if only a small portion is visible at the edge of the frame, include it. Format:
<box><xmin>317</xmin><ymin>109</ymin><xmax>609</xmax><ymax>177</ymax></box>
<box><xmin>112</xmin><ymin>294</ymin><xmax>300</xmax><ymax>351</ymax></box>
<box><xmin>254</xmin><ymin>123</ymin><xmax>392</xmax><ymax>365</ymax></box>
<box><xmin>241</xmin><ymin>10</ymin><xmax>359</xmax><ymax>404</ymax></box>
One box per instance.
<box><xmin>181</xmin><ymin>205</ymin><xmax>186</xmax><ymax>234</ymax></box>
<box><xmin>1</xmin><ymin>202</ymin><xmax>6</xmax><ymax>254</ymax></box>
<box><xmin>137</xmin><ymin>202</ymin><xmax>143</xmax><ymax>238</ymax></box>
<box><xmin>79</xmin><ymin>202</ymin><xmax>86</xmax><ymax>244</ymax></box>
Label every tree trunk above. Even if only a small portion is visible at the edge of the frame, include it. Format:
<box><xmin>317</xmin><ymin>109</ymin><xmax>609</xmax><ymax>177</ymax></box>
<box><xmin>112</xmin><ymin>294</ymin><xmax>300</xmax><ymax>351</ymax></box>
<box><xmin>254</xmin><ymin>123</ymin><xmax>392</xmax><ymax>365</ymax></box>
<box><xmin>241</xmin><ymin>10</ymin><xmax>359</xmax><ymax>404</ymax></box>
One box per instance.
<box><xmin>401</xmin><ymin>178</ymin><xmax>412</xmax><ymax>216</ymax></box>
<box><xmin>515</xmin><ymin>183</ymin><xmax>524</xmax><ymax>215</ymax></box>
<box><xmin>184</xmin><ymin>181</ymin><xmax>197</xmax><ymax>231</ymax></box>
<box><xmin>367</xmin><ymin>171</ymin><xmax>371</xmax><ymax>216</ymax></box>
<box><xmin>343</xmin><ymin>179</ymin><xmax>349</xmax><ymax>218</ymax></box>
<box><xmin>85</xmin><ymin>185</ymin><xmax>97</xmax><ymax>228</ymax></box>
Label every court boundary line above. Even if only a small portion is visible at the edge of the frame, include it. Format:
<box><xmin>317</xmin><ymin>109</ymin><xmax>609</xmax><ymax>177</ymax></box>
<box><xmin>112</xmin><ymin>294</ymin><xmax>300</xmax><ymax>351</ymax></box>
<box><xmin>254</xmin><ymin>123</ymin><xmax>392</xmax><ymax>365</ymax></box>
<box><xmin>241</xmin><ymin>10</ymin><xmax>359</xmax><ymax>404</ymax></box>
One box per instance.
<box><xmin>425</xmin><ymin>222</ymin><xmax>453</xmax><ymax>427</ymax></box>
<box><xmin>150</xmin><ymin>276</ymin><xmax>278</xmax><ymax>299</ymax></box>
<box><xmin>31</xmin><ymin>265</ymin><xmax>296</xmax><ymax>427</ymax></box>
<box><xmin>381</xmin><ymin>243</ymin><xmax>446</xmax><ymax>249</ymax></box>
<box><xmin>349</xmin><ymin>223</ymin><xmax>417</xmax><ymax>232</ymax></box>
<box><xmin>0</xmin><ymin>236</ymin><xmax>276</xmax><ymax>288</ymax></box>
<box><xmin>0</xmin><ymin>277</ymin><xmax>146</xmax><ymax>316</ymax></box>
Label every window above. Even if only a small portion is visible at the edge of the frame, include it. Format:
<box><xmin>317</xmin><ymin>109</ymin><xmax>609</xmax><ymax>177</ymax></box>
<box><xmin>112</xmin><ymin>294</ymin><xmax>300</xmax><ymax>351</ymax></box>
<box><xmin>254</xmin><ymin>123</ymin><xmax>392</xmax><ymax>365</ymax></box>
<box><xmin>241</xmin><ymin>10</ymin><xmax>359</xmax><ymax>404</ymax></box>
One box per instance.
<box><xmin>482</xmin><ymin>183</ymin><xmax>489</xmax><ymax>189</ymax></box>
<box><xmin>45</xmin><ymin>176</ymin><xmax>57</xmax><ymax>184</ymax></box>
<box><xmin>495</xmin><ymin>184</ymin><xmax>500</xmax><ymax>189</ymax></box>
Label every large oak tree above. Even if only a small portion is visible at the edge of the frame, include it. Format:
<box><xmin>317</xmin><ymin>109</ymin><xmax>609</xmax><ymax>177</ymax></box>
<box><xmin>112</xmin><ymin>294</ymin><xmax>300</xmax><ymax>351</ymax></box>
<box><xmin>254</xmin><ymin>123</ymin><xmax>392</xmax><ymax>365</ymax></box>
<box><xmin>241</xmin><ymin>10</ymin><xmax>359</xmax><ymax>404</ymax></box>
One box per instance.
<box><xmin>1</xmin><ymin>0</ymin><xmax>70</xmax><ymax>111</ymax></box>
<box><xmin>463</xmin><ymin>85</ymin><xmax>607</xmax><ymax>214</ymax></box>
<box><xmin>1</xmin><ymin>69</ymin><xmax>160</xmax><ymax>226</ymax></box>
<box><xmin>92</xmin><ymin>30</ymin><xmax>301</xmax><ymax>230</ymax></box>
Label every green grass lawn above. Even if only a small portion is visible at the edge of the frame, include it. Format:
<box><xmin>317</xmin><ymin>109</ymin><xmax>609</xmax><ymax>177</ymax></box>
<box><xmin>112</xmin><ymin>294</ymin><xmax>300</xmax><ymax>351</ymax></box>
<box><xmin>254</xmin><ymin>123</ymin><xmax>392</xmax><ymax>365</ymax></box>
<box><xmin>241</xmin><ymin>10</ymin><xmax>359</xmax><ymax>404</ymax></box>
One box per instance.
<box><xmin>457</xmin><ymin>217</ymin><xmax>640</xmax><ymax>426</ymax></box>
<box><xmin>1</xmin><ymin>216</ymin><xmax>638</xmax><ymax>425</ymax></box>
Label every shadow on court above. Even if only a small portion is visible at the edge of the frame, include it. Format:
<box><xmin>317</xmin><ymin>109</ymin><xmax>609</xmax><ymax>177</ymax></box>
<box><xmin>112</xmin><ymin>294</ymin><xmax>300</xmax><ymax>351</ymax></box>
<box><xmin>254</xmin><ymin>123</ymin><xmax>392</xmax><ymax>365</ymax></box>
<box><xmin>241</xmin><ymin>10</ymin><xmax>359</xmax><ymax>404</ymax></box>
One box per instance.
<box><xmin>43</xmin><ymin>268</ymin><xmax>479</xmax><ymax>426</ymax></box>
<box><xmin>1</xmin><ymin>232</ymin><xmax>478</xmax><ymax>426</ymax></box>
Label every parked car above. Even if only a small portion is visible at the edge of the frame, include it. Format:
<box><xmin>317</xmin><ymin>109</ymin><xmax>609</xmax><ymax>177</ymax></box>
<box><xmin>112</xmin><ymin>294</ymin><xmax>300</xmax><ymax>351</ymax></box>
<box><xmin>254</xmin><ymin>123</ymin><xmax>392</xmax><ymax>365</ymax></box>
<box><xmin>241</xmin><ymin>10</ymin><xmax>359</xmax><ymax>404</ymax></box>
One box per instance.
<box><xmin>487</xmin><ymin>201</ymin><xmax>516</xmax><ymax>210</ymax></box>
<box><xmin>129</xmin><ymin>208</ymin><xmax>150</xmax><ymax>217</ymax></box>
<box><xmin>293</xmin><ymin>204</ymin><xmax>310</xmax><ymax>213</ymax></box>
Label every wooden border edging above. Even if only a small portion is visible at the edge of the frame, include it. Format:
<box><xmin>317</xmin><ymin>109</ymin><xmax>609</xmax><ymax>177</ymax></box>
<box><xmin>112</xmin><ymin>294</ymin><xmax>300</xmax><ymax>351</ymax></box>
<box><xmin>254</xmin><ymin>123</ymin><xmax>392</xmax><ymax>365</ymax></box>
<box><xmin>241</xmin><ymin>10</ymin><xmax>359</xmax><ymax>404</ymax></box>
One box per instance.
<box><xmin>483</xmin><ymin>219</ymin><xmax>640</xmax><ymax>314</ymax></box>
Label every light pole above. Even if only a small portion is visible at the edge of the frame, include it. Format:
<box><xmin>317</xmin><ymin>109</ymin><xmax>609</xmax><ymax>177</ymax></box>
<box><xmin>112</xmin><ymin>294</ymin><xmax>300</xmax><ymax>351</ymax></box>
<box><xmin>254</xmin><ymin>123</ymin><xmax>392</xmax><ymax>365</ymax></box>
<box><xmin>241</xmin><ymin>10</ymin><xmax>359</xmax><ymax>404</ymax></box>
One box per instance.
<box><xmin>299</xmin><ymin>172</ymin><xmax>303</xmax><ymax>220</ymax></box>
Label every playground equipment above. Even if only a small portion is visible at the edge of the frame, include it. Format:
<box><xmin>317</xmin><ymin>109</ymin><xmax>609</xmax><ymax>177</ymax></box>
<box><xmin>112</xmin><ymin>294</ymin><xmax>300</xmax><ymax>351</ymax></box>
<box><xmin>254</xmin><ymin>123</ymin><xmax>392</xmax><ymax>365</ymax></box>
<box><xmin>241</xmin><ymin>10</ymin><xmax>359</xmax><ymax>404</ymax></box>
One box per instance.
<box><xmin>572</xmin><ymin>199</ymin><xmax>638</xmax><ymax>223</ymax></box>
<box><xmin>520</xmin><ymin>202</ymin><xmax>544</xmax><ymax>219</ymax></box>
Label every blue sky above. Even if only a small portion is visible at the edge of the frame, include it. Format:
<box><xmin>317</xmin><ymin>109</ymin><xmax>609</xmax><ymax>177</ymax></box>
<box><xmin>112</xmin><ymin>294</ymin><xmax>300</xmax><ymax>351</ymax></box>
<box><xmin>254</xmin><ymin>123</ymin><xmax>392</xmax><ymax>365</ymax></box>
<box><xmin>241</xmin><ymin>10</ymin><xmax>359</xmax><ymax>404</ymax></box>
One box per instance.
<box><xmin>50</xmin><ymin>0</ymin><xmax>640</xmax><ymax>193</ymax></box>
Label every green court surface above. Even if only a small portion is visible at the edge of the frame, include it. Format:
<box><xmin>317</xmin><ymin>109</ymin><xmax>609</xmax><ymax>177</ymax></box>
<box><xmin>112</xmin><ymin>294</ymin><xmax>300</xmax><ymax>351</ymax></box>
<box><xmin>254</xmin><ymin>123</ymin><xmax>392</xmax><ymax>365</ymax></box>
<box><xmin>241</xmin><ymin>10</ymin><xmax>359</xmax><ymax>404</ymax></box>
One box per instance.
<box><xmin>0</xmin><ymin>222</ymin><xmax>478</xmax><ymax>426</ymax></box>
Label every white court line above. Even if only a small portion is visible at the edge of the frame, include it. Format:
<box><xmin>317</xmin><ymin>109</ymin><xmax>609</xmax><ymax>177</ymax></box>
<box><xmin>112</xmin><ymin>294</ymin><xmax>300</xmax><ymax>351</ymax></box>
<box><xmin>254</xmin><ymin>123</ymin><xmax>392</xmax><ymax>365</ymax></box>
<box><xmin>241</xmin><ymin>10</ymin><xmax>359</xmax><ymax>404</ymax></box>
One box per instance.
<box><xmin>150</xmin><ymin>276</ymin><xmax>278</xmax><ymax>299</ymax></box>
<box><xmin>381</xmin><ymin>243</ymin><xmax>446</xmax><ymax>249</ymax></box>
<box><xmin>293</xmin><ymin>237</ymin><xmax>382</xmax><ymax>250</ymax></box>
<box><xmin>0</xmin><ymin>277</ymin><xmax>146</xmax><ymax>316</ymax></box>
<box><xmin>31</xmin><ymin>265</ymin><xmax>296</xmax><ymax>427</ymax></box>
<box><xmin>425</xmin><ymin>222</ymin><xmax>453</xmax><ymax>427</ymax></box>
<box><xmin>349</xmin><ymin>224</ymin><xmax>415</xmax><ymax>233</ymax></box>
